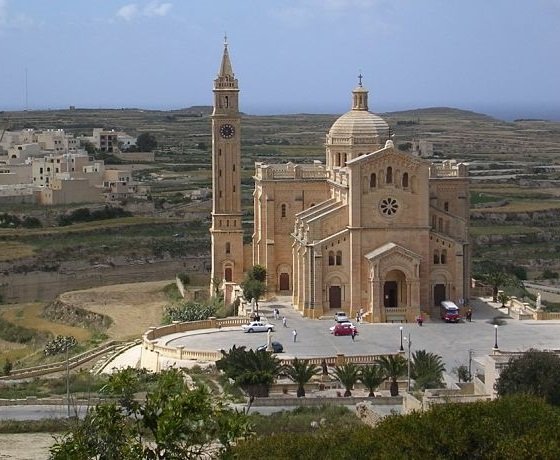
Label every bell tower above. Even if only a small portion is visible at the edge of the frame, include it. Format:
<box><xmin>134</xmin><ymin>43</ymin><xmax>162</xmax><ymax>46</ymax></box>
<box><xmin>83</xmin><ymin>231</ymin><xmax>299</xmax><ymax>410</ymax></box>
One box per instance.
<box><xmin>210</xmin><ymin>38</ymin><xmax>243</xmax><ymax>293</ymax></box>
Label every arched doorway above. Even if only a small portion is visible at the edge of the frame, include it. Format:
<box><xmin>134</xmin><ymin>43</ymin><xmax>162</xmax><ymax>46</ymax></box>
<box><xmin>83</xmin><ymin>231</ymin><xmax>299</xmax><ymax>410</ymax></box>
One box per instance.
<box><xmin>383</xmin><ymin>270</ymin><xmax>406</xmax><ymax>308</ymax></box>
<box><xmin>279</xmin><ymin>273</ymin><xmax>290</xmax><ymax>291</ymax></box>
<box><xmin>383</xmin><ymin>281</ymin><xmax>398</xmax><ymax>308</ymax></box>
<box><xmin>434</xmin><ymin>284</ymin><xmax>446</xmax><ymax>306</ymax></box>
<box><xmin>329</xmin><ymin>286</ymin><xmax>341</xmax><ymax>309</ymax></box>
<box><xmin>224</xmin><ymin>267</ymin><xmax>232</xmax><ymax>282</ymax></box>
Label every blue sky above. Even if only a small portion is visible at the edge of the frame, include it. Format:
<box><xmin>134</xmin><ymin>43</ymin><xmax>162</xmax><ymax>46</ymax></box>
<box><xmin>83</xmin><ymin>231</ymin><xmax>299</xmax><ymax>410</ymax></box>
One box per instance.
<box><xmin>0</xmin><ymin>0</ymin><xmax>559</xmax><ymax>119</ymax></box>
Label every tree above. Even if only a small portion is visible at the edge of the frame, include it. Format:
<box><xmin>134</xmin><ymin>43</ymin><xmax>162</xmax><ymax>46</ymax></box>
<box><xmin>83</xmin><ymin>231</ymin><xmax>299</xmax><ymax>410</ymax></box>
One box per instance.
<box><xmin>455</xmin><ymin>364</ymin><xmax>472</xmax><ymax>382</ymax></box>
<box><xmin>248</xmin><ymin>264</ymin><xmax>267</xmax><ymax>282</ymax></box>
<box><xmin>50</xmin><ymin>368</ymin><xmax>251</xmax><ymax>459</ymax></box>
<box><xmin>377</xmin><ymin>354</ymin><xmax>407</xmax><ymax>396</ymax></box>
<box><xmin>216</xmin><ymin>345</ymin><xmax>283</xmax><ymax>397</ymax></box>
<box><xmin>230</xmin><ymin>396</ymin><xmax>560</xmax><ymax>459</ymax></box>
<box><xmin>497</xmin><ymin>291</ymin><xmax>510</xmax><ymax>308</ymax></box>
<box><xmin>411</xmin><ymin>350</ymin><xmax>446</xmax><ymax>390</ymax></box>
<box><xmin>136</xmin><ymin>132</ymin><xmax>158</xmax><ymax>152</ymax></box>
<box><xmin>495</xmin><ymin>349</ymin><xmax>560</xmax><ymax>406</ymax></box>
<box><xmin>359</xmin><ymin>364</ymin><xmax>384</xmax><ymax>397</ymax></box>
<box><xmin>2</xmin><ymin>358</ymin><xmax>12</xmax><ymax>376</ymax></box>
<box><xmin>285</xmin><ymin>358</ymin><xmax>320</xmax><ymax>397</ymax></box>
<box><xmin>333</xmin><ymin>363</ymin><xmax>360</xmax><ymax>397</ymax></box>
<box><xmin>482</xmin><ymin>271</ymin><xmax>513</xmax><ymax>302</ymax></box>
<box><xmin>241</xmin><ymin>266</ymin><xmax>267</xmax><ymax>311</ymax></box>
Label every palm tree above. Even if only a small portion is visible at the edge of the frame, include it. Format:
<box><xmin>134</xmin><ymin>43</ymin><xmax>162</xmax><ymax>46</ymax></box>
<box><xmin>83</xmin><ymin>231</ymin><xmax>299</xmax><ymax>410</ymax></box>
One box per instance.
<box><xmin>497</xmin><ymin>291</ymin><xmax>510</xmax><ymax>308</ymax></box>
<box><xmin>377</xmin><ymin>354</ymin><xmax>407</xmax><ymax>396</ymax></box>
<box><xmin>216</xmin><ymin>345</ymin><xmax>284</xmax><ymax>397</ymax></box>
<box><xmin>285</xmin><ymin>358</ymin><xmax>320</xmax><ymax>397</ymax></box>
<box><xmin>411</xmin><ymin>349</ymin><xmax>446</xmax><ymax>390</ymax></box>
<box><xmin>483</xmin><ymin>271</ymin><xmax>512</xmax><ymax>302</ymax></box>
<box><xmin>359</xmin><ymin>364</ymin><xmax>385</xmax><ymax>397</ymax></box>
<box><xmin>334</xmin><ymin>363</ymin><xmax>360</xmax><ymax>397</ymax></box>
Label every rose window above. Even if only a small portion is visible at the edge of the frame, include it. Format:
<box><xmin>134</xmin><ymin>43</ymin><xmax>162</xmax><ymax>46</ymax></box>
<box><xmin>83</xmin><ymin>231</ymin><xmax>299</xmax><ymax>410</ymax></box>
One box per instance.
<box><xmin>380</xmin><ymin>197</ymin><xmax>399</xmax><ymax>216</ymax></box>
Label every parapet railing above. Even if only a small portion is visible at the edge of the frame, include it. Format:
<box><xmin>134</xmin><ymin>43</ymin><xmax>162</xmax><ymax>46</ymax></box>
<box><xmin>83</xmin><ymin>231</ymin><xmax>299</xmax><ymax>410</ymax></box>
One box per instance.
<box><xmin>141</xmin><ymin>317</ymin><xmax>399</xmax><ymax>367</ymax></box>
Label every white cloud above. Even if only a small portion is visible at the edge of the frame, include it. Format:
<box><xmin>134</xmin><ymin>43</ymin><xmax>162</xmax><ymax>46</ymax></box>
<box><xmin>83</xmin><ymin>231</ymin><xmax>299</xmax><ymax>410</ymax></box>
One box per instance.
<box><xmin>0</xmin><ymin>0</ymin><xmax>36</xmax><ymax>30</ymax></box>
<box><xmin>144</xmin><ymin>1</ymin><xmax>173</xmax><ymax>17</ymax></box>
<box><xmin>116</xmin><ymin>4</ymin><xmax>139</xmax><ymax>22</ymax></box>
<box><xmin>0</xmin><ymin>0</ymin><xmax>7</xmax><ymax>26</ymax></box>
<box><xmin>116</xmin><ymin>1</ymin><xmax>172</xmax><ymax>22</ymax></box>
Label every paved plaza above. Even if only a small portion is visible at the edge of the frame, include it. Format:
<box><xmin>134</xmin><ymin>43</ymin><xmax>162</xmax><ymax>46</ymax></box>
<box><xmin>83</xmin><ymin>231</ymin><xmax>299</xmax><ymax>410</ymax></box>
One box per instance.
<box><xmin>161</xmin><ymin>297</ymin><xmax>560</xmax><ymax>375</ymax></box>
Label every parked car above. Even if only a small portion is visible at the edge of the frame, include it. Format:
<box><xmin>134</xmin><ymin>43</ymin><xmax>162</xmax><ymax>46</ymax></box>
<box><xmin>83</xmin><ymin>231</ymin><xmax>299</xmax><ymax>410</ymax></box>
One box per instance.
<box><xmin>256</xmin><ymin>341</ymin><xmax>284</xmax><ymax>353</ymax></box>
<box><xmin>329</xmin><ymin>321</ymin><xmax>356</xmax><ymax>334</ymax></box>
<box><xmin>241</xmin><ymin>321</ymin><xmax>275</xmax><ymax>333</ymax></box>
<box><xmin>333</xmin><ymin>322</ymin><xmax>358</xmax><ymax>336</ymax></box>
<box><xmin>334</xmin><ymin>311</ymin><xmax>349</xmax><ymax>322</ymax></box>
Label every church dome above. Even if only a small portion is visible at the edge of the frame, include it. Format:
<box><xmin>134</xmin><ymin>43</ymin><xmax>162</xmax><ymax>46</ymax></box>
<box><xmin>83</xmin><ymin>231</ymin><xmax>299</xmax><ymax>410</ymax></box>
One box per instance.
<box><xmin>327</xmin><ymin>82</ymin><xmax>389</xmax><ymax>145</ymax></box>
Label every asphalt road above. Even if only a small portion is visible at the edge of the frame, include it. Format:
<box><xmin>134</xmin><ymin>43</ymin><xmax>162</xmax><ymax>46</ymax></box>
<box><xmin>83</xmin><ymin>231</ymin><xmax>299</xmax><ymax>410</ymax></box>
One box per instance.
<box><xmin>165</xmin><ymin>297</ymin><xmax>560</xmax><ymax>375</ymax></box>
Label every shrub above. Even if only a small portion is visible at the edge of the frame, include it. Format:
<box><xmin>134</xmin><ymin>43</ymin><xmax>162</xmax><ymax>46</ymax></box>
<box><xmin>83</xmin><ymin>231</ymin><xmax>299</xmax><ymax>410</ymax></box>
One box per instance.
<box><xmin>162</xmin><ymin>301</ymin><xmax>218</xmax><ymax>324</ymax></box>
<box><xmin>44</xmin><ymin>335</ymin><xmax>78</xmax><ymax>356</ymax></box>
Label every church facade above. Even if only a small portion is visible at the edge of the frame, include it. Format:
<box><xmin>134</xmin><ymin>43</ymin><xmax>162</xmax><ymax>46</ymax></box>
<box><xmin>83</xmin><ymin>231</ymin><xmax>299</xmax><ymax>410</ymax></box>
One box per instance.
<box><xmin>211</xmin><ymin>43</ymin><xmax>470</xmax><ymax>322</ymax></box>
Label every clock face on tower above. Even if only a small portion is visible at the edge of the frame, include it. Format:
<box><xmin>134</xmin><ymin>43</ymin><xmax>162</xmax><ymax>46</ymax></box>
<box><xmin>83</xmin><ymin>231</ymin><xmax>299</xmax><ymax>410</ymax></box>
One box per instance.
<box><xmin>219</xmin><ymin>123</ymin><xmax>235</xmax><ymax>139</ymax></box>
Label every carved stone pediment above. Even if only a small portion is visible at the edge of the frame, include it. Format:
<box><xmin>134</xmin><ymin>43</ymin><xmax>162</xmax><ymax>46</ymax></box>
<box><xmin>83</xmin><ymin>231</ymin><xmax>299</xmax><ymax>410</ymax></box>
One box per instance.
<box><xmin>365</xmin><ymin>242</ymin><xmax>422</xmax><ymax>280</ymax></box>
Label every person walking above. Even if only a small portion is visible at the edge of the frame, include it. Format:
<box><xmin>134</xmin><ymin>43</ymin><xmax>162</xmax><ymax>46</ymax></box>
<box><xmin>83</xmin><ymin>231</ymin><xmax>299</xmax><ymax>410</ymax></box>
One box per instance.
<box><xmin>292</xmin><ymin>329</ymin><xmax>297</xmax><ymax>342</ymax></box>
<box><xmin>282</xmin><ymin>316</ymin><xmax>287</xmax><ymax>328</ymax></box>
<box><xmin>351</xmin><ymin>329</ymin><xmax>356</xmax><ymax>342</ymax></box>
<box><xmin>466</xmin><ymin>308</ymin><xmax>472</xmax><ymax>322</ymax></box>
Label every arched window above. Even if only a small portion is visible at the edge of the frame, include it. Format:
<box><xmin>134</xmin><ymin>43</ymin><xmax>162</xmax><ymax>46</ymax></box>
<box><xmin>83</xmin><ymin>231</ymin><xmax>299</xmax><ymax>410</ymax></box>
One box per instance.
<box><xmin>328</xmin><ymin>251</ymin><xmax>335</xmax><ymax>266</ymax></box>
<box><xmin>233</xmin><ymin>164</ymin><xmax>236</xmax><ymax>172</ymax></box>
<box><xmin>224</xmin><ymin>266</ymin><xmax>232</xmax><ymax>282</ymax></box>
<box><xmin>432</xmin><ymin>216</ymin><xmax>437</xmax><ymax>229</ymax></box>
<box><xmin>336</xmin><ymin>153</ymin><xmax>341</xmax><ymax>166</ymax></box>
<box><xmin>386</xmin><ymin>166</ymin><xmax>393</xmax><ymax>184</ymax></box>
<box><xmin>336</xmin><ymin>250</ymin><xmax>342</xmax><ymax>265</ymax></box>
<box><xmin>441</xmin><ymin>249</ymin><xmax>447</xmax><ymax>264</ymax></box>
<box><xmin>402</xmin><ymin>172</ymin><xmax>409</xmax><ymax>188</ymax></box>
<box><xmin>225</xmin><ymin>242</ymin><xmax>231</xmax><ymax>254</ymax></box>
<box><xmin>370</xmin><ymin>173</ymin><xmax>377</xmax><ymax>188</ymax></box>
<box><xmin>444</xmin><ymin>201</ymin><xmax>449</xmax><ymax>212</ymax></box>
<box><xmin>281</xmin><ymin>204</ymin><xmax>287</xmax><ymax>218</ymax></box>
<box><xmin>343</xmin><ymin>154</ymin><xmax>348</xmax><ymax>166</ymax></box>
<box><xmin>433</xmin><ymin>251</ymin><xmax>440</xmax><ymax>264</ymax></box>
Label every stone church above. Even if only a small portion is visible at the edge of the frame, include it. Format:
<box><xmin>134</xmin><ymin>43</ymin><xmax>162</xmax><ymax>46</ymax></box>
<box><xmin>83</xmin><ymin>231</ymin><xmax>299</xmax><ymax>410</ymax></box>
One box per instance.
<box><xmin>210</xmin><ymin>42</ymin><xmax>470</xmax><ymax>322</ymax></box>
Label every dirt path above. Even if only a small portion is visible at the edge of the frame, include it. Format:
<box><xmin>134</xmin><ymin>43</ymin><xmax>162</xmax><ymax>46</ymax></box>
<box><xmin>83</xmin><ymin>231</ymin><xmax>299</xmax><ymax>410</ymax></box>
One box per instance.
<box><xmin>59</xmin><ymin>280</ymin><xmax>171</xmax><ymax>340</ymax></box>
<box><xmin>0</xmin><ymin>433</ymin><xmax>54</xmax><ymax>460</ymax></box>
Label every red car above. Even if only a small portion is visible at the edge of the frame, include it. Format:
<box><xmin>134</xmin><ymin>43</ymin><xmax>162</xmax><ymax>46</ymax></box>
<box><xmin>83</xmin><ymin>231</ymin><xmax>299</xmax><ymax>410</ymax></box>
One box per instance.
<box><xmin>333</xmin><ymin>322</ymin><xmax>358</xmax><ymax>336</ymax></box>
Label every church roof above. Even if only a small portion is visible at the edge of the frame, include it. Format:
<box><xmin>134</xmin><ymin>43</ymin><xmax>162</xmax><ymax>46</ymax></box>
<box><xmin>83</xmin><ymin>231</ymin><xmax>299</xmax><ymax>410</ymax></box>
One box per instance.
<box><xmin>328</xmin><ymin>79</ymin><xmax>389</xmax><ymax>141</ymax></box>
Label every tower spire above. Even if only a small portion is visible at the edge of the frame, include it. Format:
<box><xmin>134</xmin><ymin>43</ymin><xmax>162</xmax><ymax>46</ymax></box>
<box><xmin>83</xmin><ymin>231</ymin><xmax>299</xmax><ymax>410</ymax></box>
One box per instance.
<box><xmin>352</xmin><ymin>74</ymin><xmax>368</xmax><ymax>111</ymax></box>
<box><xmin>218</xmin><ymin>37</ymin><xmax>234</xmax><ymax>78</ymax></box>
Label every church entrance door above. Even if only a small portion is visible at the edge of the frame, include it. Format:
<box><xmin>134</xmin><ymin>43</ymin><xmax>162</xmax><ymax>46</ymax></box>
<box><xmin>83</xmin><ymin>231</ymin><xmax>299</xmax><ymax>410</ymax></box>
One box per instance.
<box><xmin>434</xmin><ymin>284</ymin><xmax>446</xmax><ymax>306</ymax></box>
<box><xmin>279</xmin><ymin>273</ymin><xmax>290</xmax><ymax>291</ymax></box>
<box><xmin>329</xmin><ymin>286</ymin><xmax>341</xmax><ymax>309</ymax></box>
<box><xmin>384</xmin><ymin>281</ymin><xmax>398</xmax><ymax>308</ymax></box>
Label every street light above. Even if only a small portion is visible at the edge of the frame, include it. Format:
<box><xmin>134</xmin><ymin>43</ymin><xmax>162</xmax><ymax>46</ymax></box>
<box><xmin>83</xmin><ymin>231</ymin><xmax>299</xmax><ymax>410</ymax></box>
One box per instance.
<box><xmin>399</xmin><ymin>326</ymin><xmax>404</xmax><ymax>352</ymax></box>
<box><xmin>493</xmin><ymin>324</ymin><xmax>499</xmax><ymax>350</ymax></box>
<box><xmin>403</xmin><ymin>332</ymin><xmax>412</xmax><ymax>392</ymax></box>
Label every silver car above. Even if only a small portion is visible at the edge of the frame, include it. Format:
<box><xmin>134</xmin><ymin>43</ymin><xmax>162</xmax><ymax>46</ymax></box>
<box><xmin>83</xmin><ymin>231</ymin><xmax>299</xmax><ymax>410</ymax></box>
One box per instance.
<box><xmin>241</xmin><ymin>321</ymin><xmax>275</xmax><ymax>333</ymax></box>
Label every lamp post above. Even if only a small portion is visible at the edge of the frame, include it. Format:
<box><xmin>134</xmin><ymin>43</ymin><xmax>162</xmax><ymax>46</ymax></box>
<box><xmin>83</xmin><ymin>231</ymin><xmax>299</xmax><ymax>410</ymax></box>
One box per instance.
<box><xmin>493</xmin><ymin>324</ymin><xmax>499</xmax><ymax>350</ymax></box>
<box><xmin>399</xmin><ymin>326</ymin><xmax>404</xmax><ymax>352</ymax></box>
<box><xmin>403</xmin><ymin>332</ymin><xmax>412</xmax><ymax>392</ymax></box>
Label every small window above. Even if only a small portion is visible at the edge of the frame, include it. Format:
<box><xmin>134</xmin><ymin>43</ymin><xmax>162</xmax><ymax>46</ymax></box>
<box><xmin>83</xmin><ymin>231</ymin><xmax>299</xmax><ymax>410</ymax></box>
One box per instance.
<box><xmin>336</xmin><ymin>153</ymin><xmax>341</xmax><ymax>167</ymax></box>
<box><xmin>328</xmin><ymin>251</ymin><xmax>335</xmax><ymax>266</ymax></box>
<box><xmin>370</xmin><ymin>173</ymin><xmax>376</xmax><ymax>188</ymax></box>
<box><xmin>336</xmin><ymin>251</ymin><xmax>342</xmax><ymax>265</ymax></box>
<box><xmin>225</xmin><ymin>242</ymin><xmax>231</xmax><ymax>254</ymax></box>
<box><xmin>233</xmin><ymin>185</ymin><xmax>236</xmax><ymax>192</ymax></box>
<box><xmin>433</xmin><ymin>251</ymin><xmax>440</xmax><ymax>264</ymax></box>
<box><xmin>233</xmin><ymin>164</ymin><xmax>236</xmax><ymax>172</ymax></box>
<box><xmin>386</xmin><ymin>166</ymin><xmax>393</xmax><ymax>184</ymax></box>
<box><xmin>281</xmin><ymin>204</ymin><xmax>287</xmax><ymax>218</ymax></box>
<box><xmin>441</xmin><ymin>249</ymin><xmax>447</xmax><ymax>264</ymax></box>
<box><xmin>219</xmin><ymin>169</ymin><xmax>222</xmax><ymax>177</ymax></box>
<box><xmin>402</xmin><ymin>172</ymin><xmax>409</xmax><ymax>188</ymax></box>
<box><xmin>444</xmin><ymin>201</ymin><xmax>449</xmax><ymax>212</ymax></box>
<box><xmin>219</xmin><ymin>191</ymin><xmax>222</xmax><ymax>198</ymax></box>
<box><xmin>432</xmin><ymin>216</ymin><xmax>437</xmax><ymax>229</ymax></box>
<box><xmin>438</xmin><ymin>218</ymin><xmax>443</xmax><ymax>232</ymax></box>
